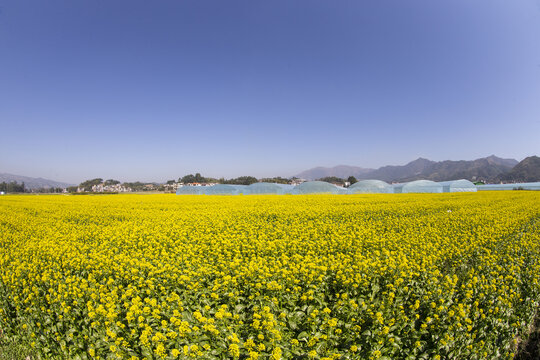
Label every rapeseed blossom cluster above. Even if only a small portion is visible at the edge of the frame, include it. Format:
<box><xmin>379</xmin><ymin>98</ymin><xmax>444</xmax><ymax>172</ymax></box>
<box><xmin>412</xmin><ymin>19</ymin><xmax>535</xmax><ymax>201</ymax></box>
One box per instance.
<box><xmin>0</xmin><ymin>192</ymin><xmax>539</xmax><ymax>359</ymax></box>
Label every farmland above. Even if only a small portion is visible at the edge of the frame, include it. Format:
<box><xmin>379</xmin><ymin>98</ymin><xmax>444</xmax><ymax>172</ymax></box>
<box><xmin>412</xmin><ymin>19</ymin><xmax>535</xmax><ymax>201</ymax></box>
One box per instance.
<box><xmin>1</xmin><ymin>192</ymin><xmax>540</xmax><ymax>359</ymax></box>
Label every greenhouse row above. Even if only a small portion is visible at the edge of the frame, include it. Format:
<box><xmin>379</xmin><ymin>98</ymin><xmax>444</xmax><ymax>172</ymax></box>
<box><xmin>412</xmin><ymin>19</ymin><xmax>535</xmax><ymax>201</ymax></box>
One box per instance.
<box><xmin>475</xmin><ymin>182</ymin><xmax>540</xmax><ymax>191</ymax></box>
<box><xmin>177</xmin><ymin>179</ymin><xmax>479</xmax><ymax>195</ymax></box>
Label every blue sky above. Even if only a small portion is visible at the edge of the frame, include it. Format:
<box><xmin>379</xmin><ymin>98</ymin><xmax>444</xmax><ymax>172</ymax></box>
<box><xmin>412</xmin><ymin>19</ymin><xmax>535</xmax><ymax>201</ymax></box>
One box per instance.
<box><xmin>1</xmin><ymin>1</ymin><xmax>539</xmax><ymax>183</ymax></box>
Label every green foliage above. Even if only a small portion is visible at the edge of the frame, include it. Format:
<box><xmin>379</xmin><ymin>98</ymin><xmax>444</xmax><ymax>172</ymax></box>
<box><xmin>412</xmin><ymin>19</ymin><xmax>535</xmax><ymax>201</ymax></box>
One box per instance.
<box><xmin>222</xmin><ymin>176</ymin><xmax>258</xmax><ymax>185</ymax></box>
<box><xmin>180</xmin><ymin>173</ymin><xmax>217</xmax><ymax>184</ymax></box>
<box><xmin>31</xmin><ymin>187</ymin><xmax>64</xmax><ymax>193</ymax></box>
<box><xmin>122</xmin><ymin>182</ymin><xmax>156</xmax><ymax>191</ymax></box>
<box><xmin>104</xmin><ymin>179</ymin><xmax>120</xmax><ymax>186</ymax></box>
<box><xmin>317</xmin><ymin>176</ymin><xmax>345</xmax><ymax>185</ymax></box>
<box><xmin>79</xmin><ymin>178</ymin><xmax>103</xmax><ymax>191</ymax></box>
<box><xmin>0</xmin><ymin>181</ymin><xmax>25</xmax><ymax>193</ymax></box>
<box><xmin>0</xmin><ymin>336</ymin><xmax>35</xmax><ymax>360</ymax></box>
<box><xmin>70</xmin><ymin>191</ymin><xmax>119</xmax><ymax>195</ymax></box>
<box><xmin>347</xmin><ymin>176</ymin><xmax>358</xmax><ymax>185</ymax></box>
<box><xmin>261</xmin><ymin>177</ymin><xmax>291</xmax><ymax>184</ymax></box>
<box><xmin>515</xmin><ymin>312</ymin><xmax>540</xmax><ymax>359</ymax></box>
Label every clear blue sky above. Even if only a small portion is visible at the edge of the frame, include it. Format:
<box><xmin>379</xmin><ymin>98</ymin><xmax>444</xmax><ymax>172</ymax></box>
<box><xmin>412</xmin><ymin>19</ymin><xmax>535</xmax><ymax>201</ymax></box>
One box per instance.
<box><xmin>1</xmin><ymin>0</ymin><xmax>539</xmax><ymax>183</ymax></box>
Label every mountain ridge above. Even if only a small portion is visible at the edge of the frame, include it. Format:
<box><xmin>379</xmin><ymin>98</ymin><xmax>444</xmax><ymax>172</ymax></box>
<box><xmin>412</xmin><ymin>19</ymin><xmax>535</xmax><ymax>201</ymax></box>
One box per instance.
<box><xmin>0</xmin><ymin>173</ymin><xmax>74</xmax><ymax>190</ymax></box>
<box><xmin>295</xmin><ymin>156</ymin><xmax>522</xmax><ymax>182</ymax></box>
<box><xmin>499</xmin><ymin>156</ymin><xmax>540</xmax><ymax>183</ymax></box>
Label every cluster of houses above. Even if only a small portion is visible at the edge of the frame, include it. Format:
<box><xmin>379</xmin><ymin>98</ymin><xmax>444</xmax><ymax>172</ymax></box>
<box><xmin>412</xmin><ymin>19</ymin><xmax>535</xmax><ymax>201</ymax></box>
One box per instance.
<box><xmin>87</xmin><ymin>183</ymin><xmax>133</xmax><ymax>193</ymax></box>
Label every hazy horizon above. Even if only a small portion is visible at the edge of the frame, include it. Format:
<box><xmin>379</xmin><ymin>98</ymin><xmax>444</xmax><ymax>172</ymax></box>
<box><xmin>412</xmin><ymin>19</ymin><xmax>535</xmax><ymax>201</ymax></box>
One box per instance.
<box><xmin>0</xmin><ymin>154</ymin><xmax>530</xmax><ymax>185</ymax></box>
<box><xmin>1</xmin><ymin>1</ymin><xmax>539</xmax><ymax>184</ymax></box>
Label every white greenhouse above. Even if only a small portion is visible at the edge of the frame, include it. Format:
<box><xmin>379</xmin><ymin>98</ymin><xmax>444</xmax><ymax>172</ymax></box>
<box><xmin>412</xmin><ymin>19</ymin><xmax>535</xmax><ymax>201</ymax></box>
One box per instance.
<box><xmin>348</xmin><ymin>180</ymin><xmax>393</xmax><ymax>194</ymax></box>
<box><xmin>245</xmin><ymin>182</ymin><xmax>294</xmax><ymax>195</ymax></box>
<box><xmin>176</xmin><ymin>186</ymin><xmax>206</xmax><ymax>195</ymax></box>
<box><xmin>394</xmin><ymin>180</ymin><xmax>443</xmax><ymax>193</ymax></box>
<box><xmin>204</xmin><ymin>184</ymin><xmax>242</xmax><ymax>195</ymax></box>
<box><xmin>438</xmin><ymin>179</ymin><xmax>477</xmax><ymax>192</ymax></box>
<box><xmin>292</xmin><ymin>181</ymin><xmax>346</xmax><ymax>195</ymax></box>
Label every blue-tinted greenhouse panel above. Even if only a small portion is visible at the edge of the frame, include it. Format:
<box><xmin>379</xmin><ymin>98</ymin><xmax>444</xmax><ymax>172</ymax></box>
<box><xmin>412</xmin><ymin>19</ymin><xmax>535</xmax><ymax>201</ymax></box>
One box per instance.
<box><xmin>348</xmin><ymin>180</ymin><xmax>393</xmax><ymax>194</ymax></box>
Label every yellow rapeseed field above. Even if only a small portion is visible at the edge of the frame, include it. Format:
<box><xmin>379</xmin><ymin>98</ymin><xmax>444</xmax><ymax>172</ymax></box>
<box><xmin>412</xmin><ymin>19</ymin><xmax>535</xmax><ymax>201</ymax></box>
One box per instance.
<box><xmin>1</xmin><ymin>192</ymin><xmax>539</xmax><ymax>359</ymax></box>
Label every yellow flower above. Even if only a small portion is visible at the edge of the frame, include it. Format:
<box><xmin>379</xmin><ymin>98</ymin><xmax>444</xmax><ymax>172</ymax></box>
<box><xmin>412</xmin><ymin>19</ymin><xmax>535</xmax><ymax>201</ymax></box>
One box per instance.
<box><xmin>228</xmin><ymin>344</ymin><xmax>240</xmax><ymax>358</ymax></box>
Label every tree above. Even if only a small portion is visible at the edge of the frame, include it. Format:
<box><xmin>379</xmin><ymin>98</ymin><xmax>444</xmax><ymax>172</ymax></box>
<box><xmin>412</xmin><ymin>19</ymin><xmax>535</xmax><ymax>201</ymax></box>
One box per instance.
<box><xmin>0</xmin><ymin>181</ymin><xmax>25</xmax><ymax>193</ymax></box>
<box><xmin>79</xmin><ymin>178</ymin><xmax>103</xmax><ymax>191</ymax></box>
<box><xmin>347</xmin><ymin>176</ymin><xmax>358</xmax><ymax>185</ymax></box>
<box><xmin>179</xmin><ymin>173</ymin><xmax>218</xmax><ymax>184</ymax></box>
<box><xmin>222</xmin><ymin>176</ymin><xmax>258</xmax><ymax>185</ymax></box>
<box><xmin>261</xmin><ymin>177</ymin><xmax>290</xmax><ymax>184</ymax></box>
<box><xmin>180</xmin><ymin>174</ymin><xmax>197</xmax><ymax>184</ymax></box>
<box><xmin>317</xmin><ymin>176</ymin><xmax>345</xmax><ymax>185</ymax></box>
<box><xmin>122</xmin><ymin>182</ymin><xmax>149</xmax><ymax>191</ymax></box>
<box><xmin>104</xmin><ymin>179</ymin><xmax>120</xmax><ymax>186</ymax></box>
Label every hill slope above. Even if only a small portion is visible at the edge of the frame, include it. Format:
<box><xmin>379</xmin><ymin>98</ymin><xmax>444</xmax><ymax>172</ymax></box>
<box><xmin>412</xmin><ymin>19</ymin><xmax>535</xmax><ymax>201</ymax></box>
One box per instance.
<box><xmin>499</xmin><ymin>156</ymin><xmax>540</xmax><ymax>182</ymax></box>
<box><xmin>295</xmin><ymin>156</ymin><xmax>519</xmax><ymax>183</ymax></box>
<box><xmin>0</xmin><ymin>173</ymin><xmax>74</xmax><ymax>189</ymax></box>
<box><xmin>379</xmin><ymin>155</ymin><xmax>518</xmax><ymax>183</ymax></box>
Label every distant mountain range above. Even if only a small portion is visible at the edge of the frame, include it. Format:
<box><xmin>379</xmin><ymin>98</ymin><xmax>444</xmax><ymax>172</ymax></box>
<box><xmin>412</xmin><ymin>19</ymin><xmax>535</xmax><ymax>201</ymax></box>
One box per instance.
<box><xmin>296</xmin><ymin>155</ymin><xmax>540</xmax><ymax>183</ymax></box>
<box><xmin>499</xmin><ymin>156</ymin><xmax>540</xmax><ymax>183</ymax></box>
<box><xmin>0</xmin><ymin>173</ymin><xmax>74</xmax><ymax>190</ymax></box>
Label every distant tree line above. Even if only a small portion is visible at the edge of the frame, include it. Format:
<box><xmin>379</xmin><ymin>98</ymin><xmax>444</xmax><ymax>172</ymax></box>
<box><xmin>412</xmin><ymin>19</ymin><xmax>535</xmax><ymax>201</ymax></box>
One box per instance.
<box><xmin>72</xmin><ymin>178</ymin><xmax>160</xmax><ymax>193</ymax></box>
<box><xmin>176</xmin><ymin>173</ymin><xmax>362</xmax><ymax>187</ymax></box>
<box><xmin>122</xmin><ymin>182</ymin><xmax>157</xmax><ymax>191</ymax></box>
<box><xmin>179</xmin><ymin>173</ymin><xmax>276</xmax><ymax>185</ymax></box>
<box><xmin>260</xmin><ymin>177</ymin><xmax>290</xmax><ymax>184</ymax></box>
<box><xmin>178</xmin><ymin>173</ymin><xmax>258</xmax><ymax>185</ymax></box>
<box><xmin>317</xmin><ymin>176</ymin><xmax>346</xmax><ymax>185</ymax></box>
<box><xmin>179</xmin><ymin>173</ymin><xmax>219</xmax><ymax>184</ymax></box>
<box><xmin>220</xmin><ymin>176</ymin><xmax>258</xmax><ymax>185</ymax></box>
<box><xmin>32</xmin><ymin>187</ymin><xmax>64</xmax><ymax>193</ymax></box>
<box><xmin>0</xmin><ymin>181</ymin><xmax>25</xmax><ymax>193</ymax></box>
<box><xmin>78</xmin><ymin>178</ymin><xmax>104</xmax><ymax>192</ymax></box>
<box><xmin>68</xmin><ymin>173</ymin><xmax>363</xmax><ymax>194</ymax></box>
<box><xmin>316</xmin><ymin>176</ymin><xmax>358</xmax><ymax>186</ymax></box>
<box><xmin>105</xmin><ymin>179</ymin><xmax>120</xmax><ymax>185</ymax></box>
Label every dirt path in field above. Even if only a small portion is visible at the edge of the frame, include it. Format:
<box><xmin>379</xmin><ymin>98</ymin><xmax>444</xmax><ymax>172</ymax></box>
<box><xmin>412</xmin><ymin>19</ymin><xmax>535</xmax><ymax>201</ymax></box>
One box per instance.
<box><xmin>515</xmin><ymin>309</ymin><xmax>540</xmax><ymax>359</ymax></box>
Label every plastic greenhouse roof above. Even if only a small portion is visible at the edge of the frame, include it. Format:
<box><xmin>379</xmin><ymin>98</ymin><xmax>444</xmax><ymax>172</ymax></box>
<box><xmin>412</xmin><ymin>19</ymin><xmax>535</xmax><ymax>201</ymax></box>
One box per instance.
<box><xmin>476</xmin><ymin>182</ymin><xmax>540</xmax><ymax>191</ymax></box>
<box><xmin>232</xmin><ymin>185</ymin><xmax>249</xmax><ymax>194</ymax></box>
<box><xmin>245</xmin><ymin>182</ymin><xmax>289</xmax><ymax>195</ymax></box>
<box><xmin>348</xmin><ymin>180</ymin><xmax>393</xmax><ymax>194</ymax></box>
<box><xmin>176</xmin><ymin>186</ymin><xmax>206</xmax><ymax>195</ymax></box>
<box><xmin>275</xmin><ymin>184</ymin><xmax>295</xmax><ymax>193</ymax></box>
<box><xmin>204</xmin><ymin>184</ymin><xmax>241</xmax><ymax>195</ymax></box>
<box><xmin>438</xmin><ymin>179</ymin><xmax>477</xmax><ymax>192</ymax></box>
<box><xmin>292</xmin><ymin>181</ymin><xmax>345</xmax><ymax>195</ymax></box>
<box><xmin>400</xmin><ymin>180</ymin><xmax>443</xmax><ymax>193</ymax></box>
